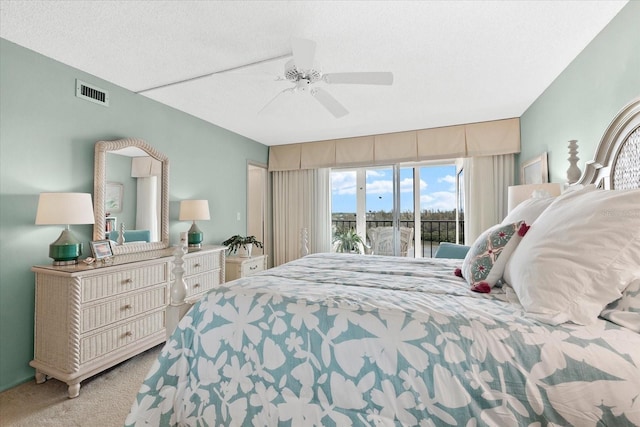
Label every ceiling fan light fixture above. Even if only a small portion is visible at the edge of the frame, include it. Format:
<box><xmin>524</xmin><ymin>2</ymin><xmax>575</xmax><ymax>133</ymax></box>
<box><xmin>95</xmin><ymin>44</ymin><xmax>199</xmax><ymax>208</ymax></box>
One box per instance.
<box><xmin>285</xmin><ymin>63</ymin><xmax>321</xmax><ymax>83</ymax></box>
<box><xmin>261</xmin><ymin>37</ymin><xmax>394</xmax><ymax>118</ymax></box>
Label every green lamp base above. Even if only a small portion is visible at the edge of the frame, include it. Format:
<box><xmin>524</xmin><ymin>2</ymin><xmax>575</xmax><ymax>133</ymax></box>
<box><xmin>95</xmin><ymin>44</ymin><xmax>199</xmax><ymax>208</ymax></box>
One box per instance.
<box><xmin>49</xmin><ymin>229</ymin><xmax>83</xmax><ymax>265</ymax></box>
<box><xmin>188</xmin><ymin>221</ymin><xmax>203</xmax><ymax>248</ymax></box>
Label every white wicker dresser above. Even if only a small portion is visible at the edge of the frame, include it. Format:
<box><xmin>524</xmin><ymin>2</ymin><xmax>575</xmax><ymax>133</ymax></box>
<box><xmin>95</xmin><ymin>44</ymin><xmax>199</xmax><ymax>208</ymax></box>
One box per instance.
<box><xmin>30</xmin><ymin>245</ymin><xmax>225</xmax><ymax>398</ymax></box>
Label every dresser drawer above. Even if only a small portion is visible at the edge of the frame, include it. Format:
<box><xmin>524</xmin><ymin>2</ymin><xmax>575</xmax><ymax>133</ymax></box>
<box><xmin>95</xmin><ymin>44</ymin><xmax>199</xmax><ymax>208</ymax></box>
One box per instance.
<box><xmin>184</xmin><ymin>251</ymin><xmax>221</xmax><ymax>276</ymax></box>
<box><xmin>185</xmin><ymin>270</ymin><xmax>222</xmax><ymax>298</ymax></box>
<box><xmin>81</xmin><ymin>262</ymin><xmax>168</xmax><ymax>303</ymax></box>
<box><xmin>80</xmin><ymin>285</ymin><xmax>167</xmax><ymax>334</ymax></box>
<box><xmin>80</xmin><ymin>309</ymin><xmax>165</xmax><ymax>364</ymax></box>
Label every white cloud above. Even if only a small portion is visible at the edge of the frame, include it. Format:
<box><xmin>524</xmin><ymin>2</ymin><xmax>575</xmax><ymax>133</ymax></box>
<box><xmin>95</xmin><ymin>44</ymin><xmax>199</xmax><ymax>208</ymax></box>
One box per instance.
<box><xmin>438</xmin><ymin>174</ymin><xmax>456</xmax><ymax>191</ymax></box>
<box><xmin>366</xmin><ymin>170</ymin><xmax>386</xmax><ymax>178</ymax></box>
<box><xmin>438</xmin><ymin>175</ymin><xmax>456</xmax><ymax>184</ymax></box>
<box><xmin>420</xmin><ymin>191</ymin><xmax>456</xmax><ymax>211</ymax></box>
<box><xmin>366</xmin><ymin>179</ymin><xmax>393</xmax><ymax>194</ymax></box>
<box><xmin>331</xmin><ymin>171</ymin><xmax>357</xmax><ymax>195</ymax></box>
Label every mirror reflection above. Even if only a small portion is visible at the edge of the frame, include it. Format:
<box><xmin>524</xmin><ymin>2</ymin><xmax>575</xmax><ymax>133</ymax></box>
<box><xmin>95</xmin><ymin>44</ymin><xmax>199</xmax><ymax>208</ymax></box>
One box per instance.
<box><xmin>93</xmin><ymin>138</ymin><xmax>169</xmax><ymax>255</ymax></box>
<box><xmin>105</xmin><ymin>148</ymin><xmax>162</xmax><ymax>243</ymax></box>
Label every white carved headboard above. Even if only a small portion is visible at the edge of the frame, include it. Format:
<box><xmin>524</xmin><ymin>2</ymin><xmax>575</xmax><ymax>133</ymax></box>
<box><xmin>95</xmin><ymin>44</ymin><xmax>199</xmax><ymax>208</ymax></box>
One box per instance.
<box><xmin>578</xmin><ymin>96</ymin><xmax>640</xmax><ymax>190</ymax></box>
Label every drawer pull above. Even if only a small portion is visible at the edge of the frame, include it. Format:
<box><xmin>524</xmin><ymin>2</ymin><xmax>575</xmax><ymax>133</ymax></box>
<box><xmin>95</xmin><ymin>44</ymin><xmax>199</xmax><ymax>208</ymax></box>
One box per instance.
<box><xmin>123</xmin><ymin>278</ymin><xmax>133</xmax><ymax>284</ymax></box>
<box><xmin>194</xmin><ymin>263</ymin><xmax>202</xmax><ymax>268</ymax></box>
<box><xmin>193</xmin><ymin>283</ymin><xmax>201</xmax><ymax>289</ymax></box>
<box><xmin>123</xmin><ymin>331</ymin><xmax>133</xmax><ymax>338</ymax></box>
<box><xmin>123</xmin><ymin>304</ymin><xmax>132</xmax><ymax>310</ymax></box>
<box><xmin>249</xmin><ymin>265</ymin><xmax>258</xmax><ymax>270</ymax></box>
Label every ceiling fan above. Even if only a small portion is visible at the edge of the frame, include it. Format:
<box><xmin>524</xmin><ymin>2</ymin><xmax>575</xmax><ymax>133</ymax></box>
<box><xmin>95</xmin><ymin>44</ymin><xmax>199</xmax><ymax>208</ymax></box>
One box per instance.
<box><xmin>260</xmin><ymin>38</ymin><xmax>394</xmax><ymax>118</ymax></box>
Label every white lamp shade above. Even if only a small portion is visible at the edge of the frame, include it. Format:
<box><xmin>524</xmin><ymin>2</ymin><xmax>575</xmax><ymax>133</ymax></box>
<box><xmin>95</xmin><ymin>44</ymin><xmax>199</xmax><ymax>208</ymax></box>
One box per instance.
<box><xmin>179</xmin><ymin>200</ymin><xmax>210</xmax><ymax>221</ymax></box>
<box><xmin>507</xmin><ymin>183</ymin><xmax>562</xmax><ymax>212</ymax></box>
<box><xmin>35</xmin><ymin>193</ymin><xmax>95</xmax><ymax>225</ymax></box>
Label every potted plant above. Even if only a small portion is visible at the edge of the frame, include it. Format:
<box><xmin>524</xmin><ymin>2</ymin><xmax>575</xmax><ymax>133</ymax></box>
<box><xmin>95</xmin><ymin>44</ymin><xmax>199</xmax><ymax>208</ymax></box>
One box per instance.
<box><xmin>332</xmin><ymin>228</ymin><xmax>365</xmax><ymax>254</ymax></box>
<box><xmin>222</xmin><ymin>235</ymin><xmax>263</xmax><ymax>257</ymax></box>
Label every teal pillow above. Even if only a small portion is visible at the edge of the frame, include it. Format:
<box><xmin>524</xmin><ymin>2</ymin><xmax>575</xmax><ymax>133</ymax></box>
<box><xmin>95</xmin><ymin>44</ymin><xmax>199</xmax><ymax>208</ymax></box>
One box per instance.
<box><xmin>434</xmin><ymin>243</ymin><xmax>470</xmax><ymax>259</ymax></box>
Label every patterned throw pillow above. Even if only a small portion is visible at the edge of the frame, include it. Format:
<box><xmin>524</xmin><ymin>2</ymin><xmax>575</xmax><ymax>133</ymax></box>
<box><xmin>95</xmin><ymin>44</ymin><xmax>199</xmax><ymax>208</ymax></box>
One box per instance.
<box><xmin>600</xmin><ymin>279</ymin><xmax>640</xmax><ymax>333</ymax></box>
<box><xmin>460</xmin><ymin>221</ymin><xmax>528</xmax><ymax>293</ymax></box>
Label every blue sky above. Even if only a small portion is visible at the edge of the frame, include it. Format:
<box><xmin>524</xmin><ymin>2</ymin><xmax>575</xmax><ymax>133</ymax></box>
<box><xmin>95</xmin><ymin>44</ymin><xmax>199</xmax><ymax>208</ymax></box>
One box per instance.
<box><xmin>331</xmin><ymin>165</ymin><xmax>457</xmax><ymax>213</ymax></box>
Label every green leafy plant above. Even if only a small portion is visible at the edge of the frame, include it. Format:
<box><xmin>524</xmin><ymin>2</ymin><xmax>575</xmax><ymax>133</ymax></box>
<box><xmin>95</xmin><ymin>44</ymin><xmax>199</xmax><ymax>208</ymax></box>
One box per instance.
<box><xmin>222</xmin><ymin>235</ymin><xmax>263</xmax><ymax>254</ymax></box>
<box><xmin>332</xmin><ymin>228</ymin><xmax>365</xmax><ymax>254</ymax></box>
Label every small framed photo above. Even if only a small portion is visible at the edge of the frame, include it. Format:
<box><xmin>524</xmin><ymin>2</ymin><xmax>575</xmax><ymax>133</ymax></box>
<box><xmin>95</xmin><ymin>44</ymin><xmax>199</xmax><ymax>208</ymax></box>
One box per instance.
<box><xmin>105</xmin><ymin>216</ymin><xmax>116</xmax><ymax>232</ymax></box>
<box><xmin>90</xmin><ymin>240</ymin><xmax>114</xmax><ymax>260</ymax></box>
<box><xmin>521</xmin><ymin>152</ymin><xmax>549</xmax><ymax>184</ymax></box>
<box><xmin>105</xmin><ymin>182</ymin><xmax>124</xmax><ymax>213</ymax></box>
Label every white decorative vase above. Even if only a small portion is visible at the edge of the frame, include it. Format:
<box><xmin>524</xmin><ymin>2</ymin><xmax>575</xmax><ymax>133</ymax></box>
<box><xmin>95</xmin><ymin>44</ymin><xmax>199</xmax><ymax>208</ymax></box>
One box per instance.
<box><xmin>238</xmin><ymin>243</ymin><xmax>253</xmax><ymax>258</ymax></box>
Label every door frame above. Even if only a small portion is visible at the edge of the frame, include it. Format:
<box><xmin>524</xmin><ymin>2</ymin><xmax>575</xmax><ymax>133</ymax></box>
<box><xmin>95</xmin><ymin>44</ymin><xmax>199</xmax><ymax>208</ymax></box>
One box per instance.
<box><xmin>246</xmin><ymin>161</ymin><xmax>271</xmax><ymax>266</ymax></box>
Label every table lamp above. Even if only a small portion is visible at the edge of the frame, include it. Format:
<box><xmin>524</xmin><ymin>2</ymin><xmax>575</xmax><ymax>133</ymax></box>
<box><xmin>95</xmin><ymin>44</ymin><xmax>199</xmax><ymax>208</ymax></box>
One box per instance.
<box><xmin>179</xmin><ymin>200</ymin><xmax>210</xmax><ymax>248</ymax></box>
<box><xmin>35</xmin><ymin>193</ymin><xmax>95</xmax><ymax>265</ymax></box>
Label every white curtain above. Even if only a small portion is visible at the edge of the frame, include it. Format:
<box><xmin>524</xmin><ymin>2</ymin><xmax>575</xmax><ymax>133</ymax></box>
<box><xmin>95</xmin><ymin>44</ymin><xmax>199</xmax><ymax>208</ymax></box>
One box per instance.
<box><xmin>463</xmin><ymin>154</ymin><xmax>514</xmax><ymax>244</ymax></box>
<box><xmin>272</xmin><ymin>168</ymin><xmax>331</xmax><ymax>266</ymax></box>
<box><xmin>136</xmin><ymin>176</ymin><xmax>158</xmax><ymax>241</ymax></box>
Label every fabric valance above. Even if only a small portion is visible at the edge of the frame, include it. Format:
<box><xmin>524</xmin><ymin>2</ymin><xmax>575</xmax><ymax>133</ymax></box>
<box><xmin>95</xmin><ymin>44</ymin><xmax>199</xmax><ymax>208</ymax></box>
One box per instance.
<box><xmin>268</xmin><ymin>117</ymin><xmax>520</xmax><ymax>171</ymax></box>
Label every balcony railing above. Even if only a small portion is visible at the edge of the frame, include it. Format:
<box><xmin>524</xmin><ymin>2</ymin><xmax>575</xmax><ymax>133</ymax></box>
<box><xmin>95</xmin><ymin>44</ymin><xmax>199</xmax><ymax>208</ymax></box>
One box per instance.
<box><xmin>332</xmin><ymin>219</ymin><xmax>464</xmax><ymax>258</ymax></box>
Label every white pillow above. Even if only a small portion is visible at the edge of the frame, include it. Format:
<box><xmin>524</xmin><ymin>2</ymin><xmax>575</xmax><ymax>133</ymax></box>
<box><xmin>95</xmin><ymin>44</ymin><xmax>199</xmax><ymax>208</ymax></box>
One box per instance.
<box><xmin>504</xmin><ymin>187</ymin><xmax>640</xmax><ymax>325</ymax></box>
<box><xmin>502</xmin><ymin>196</ymin><xmax>555</xmax><ymax>225</ymax></box>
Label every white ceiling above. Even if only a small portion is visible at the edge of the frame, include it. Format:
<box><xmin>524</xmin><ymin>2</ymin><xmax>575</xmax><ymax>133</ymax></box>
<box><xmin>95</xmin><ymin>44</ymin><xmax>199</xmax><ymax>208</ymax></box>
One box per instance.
<box><xmin>0</xmin><ymin>1</ymin><xmax>628</xmax><ymax>146</ymax></box>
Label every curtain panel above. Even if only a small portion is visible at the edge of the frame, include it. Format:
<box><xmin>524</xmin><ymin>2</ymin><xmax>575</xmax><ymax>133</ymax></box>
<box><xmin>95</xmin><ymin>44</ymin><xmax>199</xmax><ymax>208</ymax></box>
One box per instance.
<box><xmin>268</xmin><ymin>118</ymin><xmax>520</xmax><ymax>171</ymax></box>
<box><xmin>463</xmin><ymin>154</ymin><xmax>515</xmax><ymax>244</ymax></box>
<box><xmin>272</xmin><ymin>168</ymin><xmax>331</xmax><ymax>266</ymax></box>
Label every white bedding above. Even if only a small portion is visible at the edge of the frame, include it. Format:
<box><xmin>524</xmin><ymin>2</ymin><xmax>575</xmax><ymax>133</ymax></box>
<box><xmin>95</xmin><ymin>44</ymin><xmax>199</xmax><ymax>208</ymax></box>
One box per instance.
<box><xmin>126</xmin><ymin>254</ymin><xmax>640</xmax><ymax>426</ymax></box>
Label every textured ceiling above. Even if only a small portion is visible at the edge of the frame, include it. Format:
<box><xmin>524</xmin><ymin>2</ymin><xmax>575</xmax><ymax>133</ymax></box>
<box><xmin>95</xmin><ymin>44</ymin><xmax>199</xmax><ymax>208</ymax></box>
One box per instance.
<box><xmin>0</xmin><ymin>1</ymin><xmax>628</xmax><ymax>146</ymax></box>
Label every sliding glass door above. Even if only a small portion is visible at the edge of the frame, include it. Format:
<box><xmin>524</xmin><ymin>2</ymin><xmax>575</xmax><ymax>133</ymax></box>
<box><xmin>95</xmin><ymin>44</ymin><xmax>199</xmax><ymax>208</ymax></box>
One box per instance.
<box><xmin>331</xmin><ymin>161</ymin><xmax>460</xmax><ymax>257</ymax></box>
<box><xmin>331</xmin><ymin>165</ymin><xmax>410</xmax><ymax>257</ymax></box>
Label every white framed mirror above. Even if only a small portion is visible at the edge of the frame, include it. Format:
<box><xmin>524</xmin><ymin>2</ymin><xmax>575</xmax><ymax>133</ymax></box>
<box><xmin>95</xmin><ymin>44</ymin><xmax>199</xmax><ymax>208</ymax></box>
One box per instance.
<box><xmin>93</xmin><ymin>138</ymin><xmax>169</xmax><ymax>255</ymax></box>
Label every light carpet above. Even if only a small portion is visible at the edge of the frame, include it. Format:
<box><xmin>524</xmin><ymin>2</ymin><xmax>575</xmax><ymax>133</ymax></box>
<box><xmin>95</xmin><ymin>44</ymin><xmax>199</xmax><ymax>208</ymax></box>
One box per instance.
<box><xmin>0</xmin><ymin>345</ymin><xmax>161</xmax><ymax>427</ymax></box>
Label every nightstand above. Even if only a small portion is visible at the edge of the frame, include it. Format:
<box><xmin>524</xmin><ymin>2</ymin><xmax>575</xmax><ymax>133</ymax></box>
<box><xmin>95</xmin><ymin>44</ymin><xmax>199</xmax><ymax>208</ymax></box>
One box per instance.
<box><xmin>225</xmin><ymin>254</ymin><xmax>268</xmax><ymax>281</ymax></box>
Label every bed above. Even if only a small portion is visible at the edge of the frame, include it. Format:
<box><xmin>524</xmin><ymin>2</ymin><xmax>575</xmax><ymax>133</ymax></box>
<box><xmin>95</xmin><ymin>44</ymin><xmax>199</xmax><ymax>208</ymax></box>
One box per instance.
<box><xmin>125</xmin><ymin>97</ymin><xmax>640</xmax><ymax>426</ymax></box>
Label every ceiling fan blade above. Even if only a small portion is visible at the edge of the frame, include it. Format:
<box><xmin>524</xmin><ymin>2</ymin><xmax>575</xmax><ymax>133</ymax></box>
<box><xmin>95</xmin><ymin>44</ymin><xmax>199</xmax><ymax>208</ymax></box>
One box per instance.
<box><xmin>291</xmin><ymin>38</ymin><xmax>317</xmax><ymax>71</ymax></box>
<box><xmin>312</xmin><ymin>88</ymin><xmax>348</xmax><ymax>118</ymax></box>
<box><xmin>258</xmin><ymin>87</ymin><xmax>294</xmax><ymax>115</ymax></box>
<box><xmin>323</xmin><ymin>72</ymin><xmax>394</xmax><ymax>85</ymax></box>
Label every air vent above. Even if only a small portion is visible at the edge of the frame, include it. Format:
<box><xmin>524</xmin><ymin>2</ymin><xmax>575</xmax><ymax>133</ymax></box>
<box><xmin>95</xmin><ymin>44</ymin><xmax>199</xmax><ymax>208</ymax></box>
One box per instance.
<box><xmin>75</xmin><ymin>79</ymin><xmax>109</xmax><ymax>106</ymax></box>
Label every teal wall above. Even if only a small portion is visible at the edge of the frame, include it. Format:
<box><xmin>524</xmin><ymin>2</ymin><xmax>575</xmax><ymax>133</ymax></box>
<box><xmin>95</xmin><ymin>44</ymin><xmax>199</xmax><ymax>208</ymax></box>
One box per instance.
<box><xmin>519</xmin><ymin>2</ymin><xmax>640</xmax><ymax>183</ymax></box>
<box><xmin>0</xmin><ymin>38</ymin><xmax>268</xmax><ymax>391</ymax></box>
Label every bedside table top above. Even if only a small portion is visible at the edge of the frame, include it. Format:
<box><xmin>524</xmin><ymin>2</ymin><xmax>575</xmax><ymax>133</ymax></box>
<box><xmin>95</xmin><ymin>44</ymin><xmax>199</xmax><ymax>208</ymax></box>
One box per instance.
<box><xmin>225</xmin><ymin>254</ymin><xmax>267</xmax><ymax>264</ymax></box>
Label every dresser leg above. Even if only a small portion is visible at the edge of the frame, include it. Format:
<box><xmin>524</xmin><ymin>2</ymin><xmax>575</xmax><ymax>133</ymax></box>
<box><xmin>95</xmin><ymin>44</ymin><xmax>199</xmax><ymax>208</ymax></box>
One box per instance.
<box><xmin>68</xmin><ymin>382</ymin><xmax>81</xmax><ymax>399</ymax></box>
<box><xmin>34</xmin><ymin>370</ymin><xmax>47</xmax><ymax>384</ymax></box>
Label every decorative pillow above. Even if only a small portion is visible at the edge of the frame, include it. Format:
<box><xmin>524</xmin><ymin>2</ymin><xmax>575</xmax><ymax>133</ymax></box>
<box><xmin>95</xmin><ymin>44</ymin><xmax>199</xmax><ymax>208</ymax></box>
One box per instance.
<box><xmin>461</xmin><ymin>221</ymin><xmax>528</xmax><ymax>293</ymax></box>
<box><xmin>434</xmin><ymin>242</ymin><xmax>471</xmax><ymax>259</ymax></box>
<box><xmin>600</xmin><ymin>279</ymin><xmax>640</xmax><ymax>333</ymax></box>
<box><xmin>501</xmin><ymin>196</ymin><xmax>555</xmax><ymax>226</ymax></box>
<box><xmin>504</xmin><ymin>187</ymin><xmax>640</xmax><ymax>325</ymax></box>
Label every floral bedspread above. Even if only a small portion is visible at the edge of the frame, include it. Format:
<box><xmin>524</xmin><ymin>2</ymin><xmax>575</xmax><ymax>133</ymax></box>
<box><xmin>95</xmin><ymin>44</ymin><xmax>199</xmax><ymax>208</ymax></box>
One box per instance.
<box><xmin>125</xmin><ymin>253</ymin><xmax>640</xmax><ymax>426</ymax></box>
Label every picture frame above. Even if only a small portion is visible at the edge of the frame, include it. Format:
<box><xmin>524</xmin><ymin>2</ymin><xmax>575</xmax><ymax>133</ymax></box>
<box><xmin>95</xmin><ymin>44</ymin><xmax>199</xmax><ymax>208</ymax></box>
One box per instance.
<box><xmin>90</xmin><ymin>240</ymin><xmax>114</xmax><ymax>260</ymax></box>
<box><xmin>521</xmin><ymin>152</ymin><xmax>549</xmax><ymax>184</ymax></box>
<box><xmin>105</xmin><ymin>182</ymin><xmax>124</xmax><ymax>213</ymax></box>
